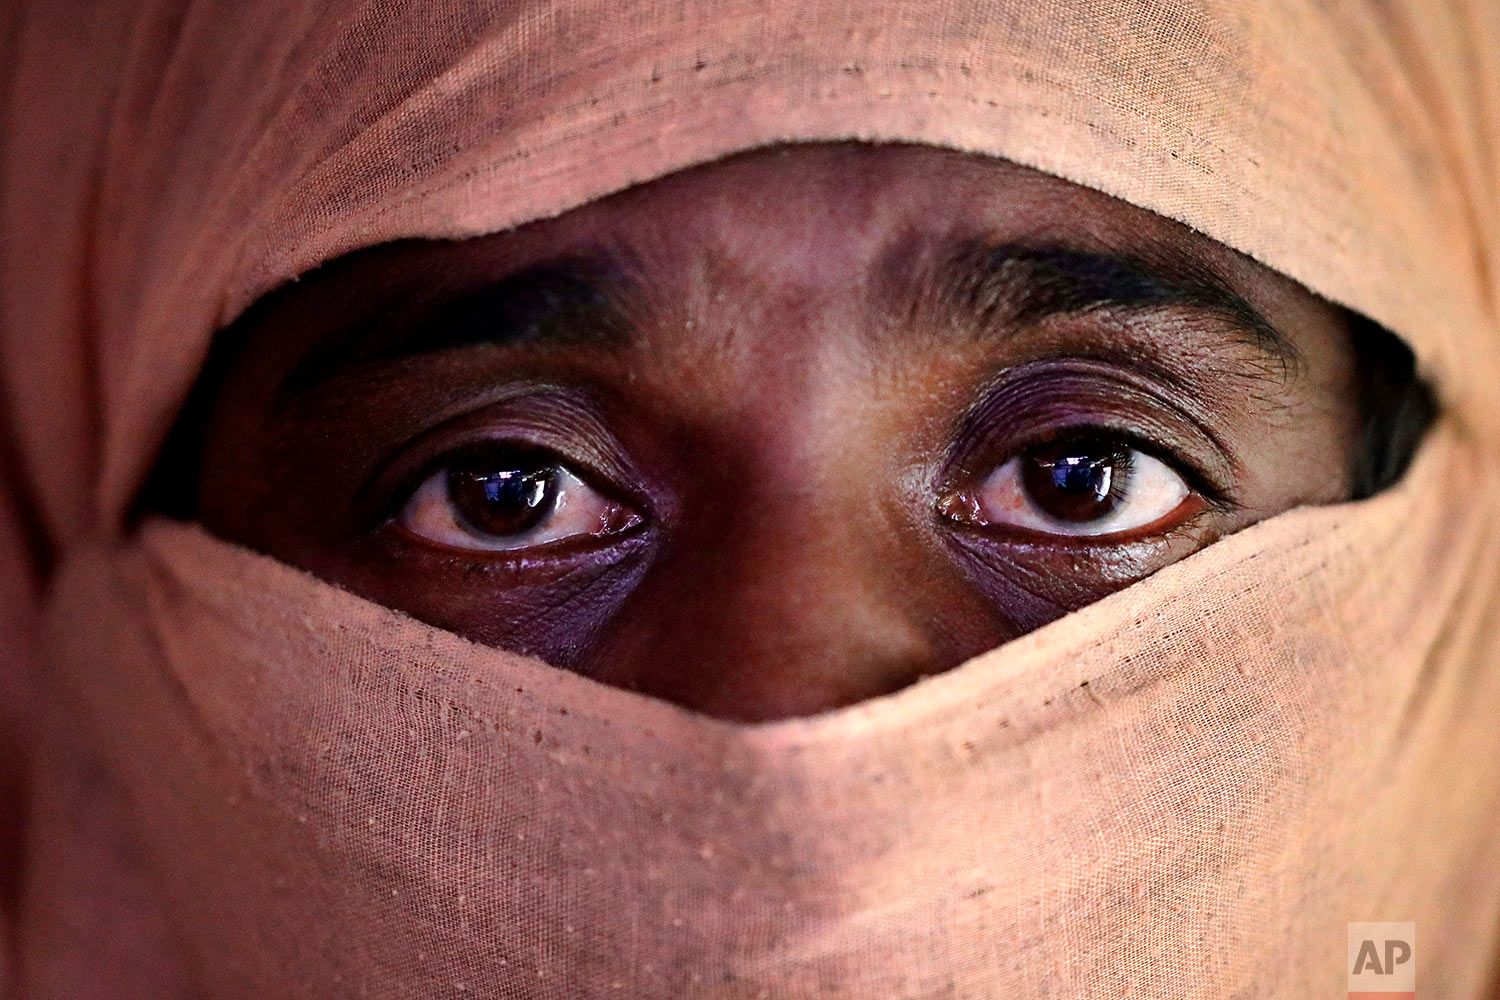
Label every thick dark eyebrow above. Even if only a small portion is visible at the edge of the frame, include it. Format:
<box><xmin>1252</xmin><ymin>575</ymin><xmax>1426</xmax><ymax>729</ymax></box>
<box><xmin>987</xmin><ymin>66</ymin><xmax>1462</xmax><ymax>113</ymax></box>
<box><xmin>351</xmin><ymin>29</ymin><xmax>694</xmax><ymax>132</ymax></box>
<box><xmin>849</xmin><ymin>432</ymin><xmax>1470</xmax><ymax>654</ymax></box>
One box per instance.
<box><xmin>278</xmin><ymin>252</ymin><xmax>639</xmax><ymax>401</ymax></box>
<box><xmin>907</xmin><ymin>239</ymin><xmax>1298</xmax><ymax>369</ymax></box>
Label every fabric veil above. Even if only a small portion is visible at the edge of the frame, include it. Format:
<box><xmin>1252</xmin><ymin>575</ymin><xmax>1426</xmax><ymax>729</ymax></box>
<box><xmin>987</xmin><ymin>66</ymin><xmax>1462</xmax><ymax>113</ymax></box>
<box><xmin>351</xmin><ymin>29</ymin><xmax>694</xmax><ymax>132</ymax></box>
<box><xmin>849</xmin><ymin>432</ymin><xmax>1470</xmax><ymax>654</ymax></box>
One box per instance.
<box><xmin>2</xmin><ymin>1</ymin><xmax>1499</xmax><ymax>997</ymax></box>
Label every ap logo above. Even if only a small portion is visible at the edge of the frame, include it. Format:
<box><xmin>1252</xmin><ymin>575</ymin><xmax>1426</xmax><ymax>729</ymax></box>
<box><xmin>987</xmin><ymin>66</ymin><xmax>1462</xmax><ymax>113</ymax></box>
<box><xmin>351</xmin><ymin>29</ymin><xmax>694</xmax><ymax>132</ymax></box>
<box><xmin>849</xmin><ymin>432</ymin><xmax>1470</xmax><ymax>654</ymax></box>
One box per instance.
<box><xmin>1348</xmin><ymin>922</ymin><xmax>1416</xmax><ymax>999</ymax></box>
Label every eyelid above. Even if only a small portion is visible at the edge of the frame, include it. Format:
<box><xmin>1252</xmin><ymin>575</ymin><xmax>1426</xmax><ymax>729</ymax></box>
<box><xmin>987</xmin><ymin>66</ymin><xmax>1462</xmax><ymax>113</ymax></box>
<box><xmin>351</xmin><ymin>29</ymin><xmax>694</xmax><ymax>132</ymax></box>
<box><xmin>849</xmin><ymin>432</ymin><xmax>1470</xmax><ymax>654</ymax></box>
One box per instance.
<box><xmin>941</xmin><ymin>358</ymin><xmax>1241</xmax><ymax>509</ymax></box>
<box><xmin>350</xmin><ymin>388</ymin><xmax>649</xmax><ymax>535</ymax></box>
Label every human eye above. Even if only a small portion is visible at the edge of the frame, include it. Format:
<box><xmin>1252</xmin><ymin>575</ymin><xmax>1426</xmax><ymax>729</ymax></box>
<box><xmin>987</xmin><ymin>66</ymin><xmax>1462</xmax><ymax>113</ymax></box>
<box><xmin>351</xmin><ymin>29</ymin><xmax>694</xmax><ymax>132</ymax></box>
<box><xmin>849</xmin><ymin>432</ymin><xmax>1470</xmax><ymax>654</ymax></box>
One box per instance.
<box><xmin>395</xmin><ymin>444</ymin><xmax>643</xmax><ymax>553</ymax></box>
<box><xmin>938</xmin><ymin>435</ymin><xmax>1206</xmax><ymax>540</ymax></box>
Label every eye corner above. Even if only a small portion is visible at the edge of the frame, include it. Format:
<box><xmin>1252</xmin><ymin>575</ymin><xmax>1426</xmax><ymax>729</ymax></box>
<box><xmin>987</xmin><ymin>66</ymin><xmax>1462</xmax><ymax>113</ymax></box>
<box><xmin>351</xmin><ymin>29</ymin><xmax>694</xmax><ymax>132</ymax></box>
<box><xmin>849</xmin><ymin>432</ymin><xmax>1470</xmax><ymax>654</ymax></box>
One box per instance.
<box><xmin>934</xmin><ymin>485</ymin><xmax>984</xmax><ymax>526</ymax></box>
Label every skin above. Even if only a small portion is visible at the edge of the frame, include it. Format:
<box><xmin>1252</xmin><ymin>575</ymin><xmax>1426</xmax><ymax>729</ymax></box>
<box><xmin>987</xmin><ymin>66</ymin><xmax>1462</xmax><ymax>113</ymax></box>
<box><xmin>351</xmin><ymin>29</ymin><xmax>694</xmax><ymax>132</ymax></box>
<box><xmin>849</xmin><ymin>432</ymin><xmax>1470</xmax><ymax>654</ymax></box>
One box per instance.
<box><xmin>179</xmin><ymin>142</ymin><xmax>1367</xmax><ymax>722</ymax></box>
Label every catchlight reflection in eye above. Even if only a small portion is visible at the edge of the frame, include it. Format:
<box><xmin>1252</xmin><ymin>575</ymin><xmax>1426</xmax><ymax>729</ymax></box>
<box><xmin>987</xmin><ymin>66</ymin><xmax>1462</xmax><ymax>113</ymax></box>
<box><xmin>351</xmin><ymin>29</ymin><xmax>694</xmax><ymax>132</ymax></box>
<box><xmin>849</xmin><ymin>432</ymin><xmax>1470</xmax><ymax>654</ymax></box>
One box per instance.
<box><xmin>940</xmin><ymin>439</ymin><xmax>1196</xmax><ymax>538</ymax></box>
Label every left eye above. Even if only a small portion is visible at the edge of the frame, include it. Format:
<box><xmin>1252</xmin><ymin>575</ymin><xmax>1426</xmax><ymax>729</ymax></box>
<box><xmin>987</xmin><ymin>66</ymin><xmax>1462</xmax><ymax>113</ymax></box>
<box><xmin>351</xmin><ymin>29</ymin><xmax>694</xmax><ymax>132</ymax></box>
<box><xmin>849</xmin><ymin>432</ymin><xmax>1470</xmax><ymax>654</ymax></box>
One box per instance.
<box><xmin>940</xmin><ymin>438</ymin><xmax>1197</xmax><ymax>538</ymax></box>
<box><xmin>396</xmin><ymin>449</ymin><xmax>642</xmax><ymax>552</ymax></box>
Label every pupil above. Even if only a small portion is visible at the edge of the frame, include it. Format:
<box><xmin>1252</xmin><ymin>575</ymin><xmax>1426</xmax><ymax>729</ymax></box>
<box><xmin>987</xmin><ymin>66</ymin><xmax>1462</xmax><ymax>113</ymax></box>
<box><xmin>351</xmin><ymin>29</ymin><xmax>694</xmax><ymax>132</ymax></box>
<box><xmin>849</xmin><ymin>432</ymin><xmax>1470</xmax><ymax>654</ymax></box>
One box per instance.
<box><xmin>1021</xmin><ymin>442</ymin><xmax>1127</xmax><ymax>523</ymax></box>
<box><xmin>447</xmin><ymin>459</ymin><xmax>558</xmax><ymax>537</ymax></box>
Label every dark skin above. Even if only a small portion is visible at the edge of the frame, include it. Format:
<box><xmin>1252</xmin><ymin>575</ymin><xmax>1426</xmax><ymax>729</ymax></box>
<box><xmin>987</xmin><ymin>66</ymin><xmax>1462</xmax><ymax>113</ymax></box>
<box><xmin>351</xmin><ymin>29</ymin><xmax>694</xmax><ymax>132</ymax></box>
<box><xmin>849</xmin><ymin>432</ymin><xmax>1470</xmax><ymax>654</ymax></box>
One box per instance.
<box><xmin>166</xmin><ymin>142</ymin><xmax>1424</xmax><ymax>722</ymax></box>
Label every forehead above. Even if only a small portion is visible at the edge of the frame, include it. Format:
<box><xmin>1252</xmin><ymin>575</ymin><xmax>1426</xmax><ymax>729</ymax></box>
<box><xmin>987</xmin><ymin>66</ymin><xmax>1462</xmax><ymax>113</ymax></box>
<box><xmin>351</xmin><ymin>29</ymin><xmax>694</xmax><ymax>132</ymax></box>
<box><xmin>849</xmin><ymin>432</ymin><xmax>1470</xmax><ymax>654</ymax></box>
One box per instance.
<box><xmin>216</xmin><ymin>142</ymin><xmax>1349</xmax><ymax>409</ymax></box>
<box><xmin>499</xmin><ymin>143</ymin><xmax>1243</xmax><ymax>285</ymax></box>
<box><xmin>274</xmin><ymin>142</ymin><xmax>1310</xmax><ymax>329</ymax></box>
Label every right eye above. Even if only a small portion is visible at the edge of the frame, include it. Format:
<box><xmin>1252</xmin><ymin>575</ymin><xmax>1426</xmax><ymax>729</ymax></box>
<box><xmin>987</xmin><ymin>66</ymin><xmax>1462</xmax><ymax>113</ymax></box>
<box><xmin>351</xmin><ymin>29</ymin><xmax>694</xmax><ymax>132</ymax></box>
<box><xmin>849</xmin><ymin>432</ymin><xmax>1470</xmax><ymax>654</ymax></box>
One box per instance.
<box><xmin>396</xmin><ymin>448</ymin><xmax>643</xmax><ymax>553</ymax></box>
<box><xmin>938</xmin><ymin>436</ymin><xmax>1202</xmax><ymax>540</ymax></box>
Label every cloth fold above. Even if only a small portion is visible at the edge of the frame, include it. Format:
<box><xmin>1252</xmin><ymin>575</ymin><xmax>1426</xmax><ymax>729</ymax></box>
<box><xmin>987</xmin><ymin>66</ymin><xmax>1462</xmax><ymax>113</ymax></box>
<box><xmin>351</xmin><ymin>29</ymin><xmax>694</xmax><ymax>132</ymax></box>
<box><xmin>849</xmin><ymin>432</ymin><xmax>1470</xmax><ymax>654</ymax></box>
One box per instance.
<box><xmin>28</xmin><ymin>420</ymin><xmax>1500</xmax><ymax>998</ymax></box>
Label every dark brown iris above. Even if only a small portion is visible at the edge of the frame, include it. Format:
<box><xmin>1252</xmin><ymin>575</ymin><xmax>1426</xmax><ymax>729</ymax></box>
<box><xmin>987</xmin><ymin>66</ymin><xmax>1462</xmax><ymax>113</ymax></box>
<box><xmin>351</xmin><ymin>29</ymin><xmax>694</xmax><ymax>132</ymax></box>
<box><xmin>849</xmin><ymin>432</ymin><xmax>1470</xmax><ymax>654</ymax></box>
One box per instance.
<box><xmin>446</xmin><ymin>456</ymin><xmax>558</xmax><ymax>537</ymax></box>
<box><xmin>1020</xmin><ymin>440</ymin><xmax>1130</xmax><ymax>523</ymax></box>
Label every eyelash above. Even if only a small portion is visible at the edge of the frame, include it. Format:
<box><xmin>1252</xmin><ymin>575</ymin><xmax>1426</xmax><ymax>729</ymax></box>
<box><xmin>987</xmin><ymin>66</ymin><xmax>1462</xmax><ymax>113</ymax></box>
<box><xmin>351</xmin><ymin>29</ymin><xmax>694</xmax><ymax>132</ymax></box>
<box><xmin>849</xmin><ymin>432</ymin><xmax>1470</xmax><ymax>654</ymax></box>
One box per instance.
<box><xmin>351</xmin><ymin>387</ymin><xmax>651</xmax><ymax>540</ymax></box>
<box><xmin>942</xmin><ymin>361</ymin><xmax>1240</xmax><ymax>510</ymax></box>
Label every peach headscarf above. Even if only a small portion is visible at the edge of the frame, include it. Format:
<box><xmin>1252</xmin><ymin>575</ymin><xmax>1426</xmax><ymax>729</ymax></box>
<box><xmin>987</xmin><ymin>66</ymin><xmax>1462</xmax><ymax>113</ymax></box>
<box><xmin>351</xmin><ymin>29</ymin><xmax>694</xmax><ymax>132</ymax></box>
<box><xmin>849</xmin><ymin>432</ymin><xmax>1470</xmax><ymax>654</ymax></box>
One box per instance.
<box><xmin>3</xmin><ymin>1</ymin><xmax>1498</xmax><ymax>997</ymax></box>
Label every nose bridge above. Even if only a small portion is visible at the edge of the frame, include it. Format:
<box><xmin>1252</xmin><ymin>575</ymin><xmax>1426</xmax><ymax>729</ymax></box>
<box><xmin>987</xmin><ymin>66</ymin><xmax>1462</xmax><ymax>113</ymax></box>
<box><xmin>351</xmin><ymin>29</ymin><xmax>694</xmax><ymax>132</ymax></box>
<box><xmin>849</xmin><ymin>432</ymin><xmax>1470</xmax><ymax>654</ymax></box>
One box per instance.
<box><xmin>599</xmin><ymin>280</ymin><xmax>966</xmax><ymax>719</ymax></box>
<box><xmin>621</xmin><ymin>425</ymin><xmax>943</xmax><ymax>720</ymax></box>
<box><xmin>709</xmin><ymin>354</ymin><xmax>906</xmax><ymax>629</ymax></box>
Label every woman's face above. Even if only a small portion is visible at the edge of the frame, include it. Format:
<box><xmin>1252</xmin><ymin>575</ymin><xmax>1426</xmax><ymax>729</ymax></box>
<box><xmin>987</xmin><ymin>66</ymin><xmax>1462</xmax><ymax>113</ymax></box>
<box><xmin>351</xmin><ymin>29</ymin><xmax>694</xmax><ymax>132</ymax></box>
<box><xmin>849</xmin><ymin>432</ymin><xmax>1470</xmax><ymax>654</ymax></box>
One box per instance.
<box><xmin>187</xmin><ymin>143</ymin><xmax>1361</xmax><ymax>720</ymax></box>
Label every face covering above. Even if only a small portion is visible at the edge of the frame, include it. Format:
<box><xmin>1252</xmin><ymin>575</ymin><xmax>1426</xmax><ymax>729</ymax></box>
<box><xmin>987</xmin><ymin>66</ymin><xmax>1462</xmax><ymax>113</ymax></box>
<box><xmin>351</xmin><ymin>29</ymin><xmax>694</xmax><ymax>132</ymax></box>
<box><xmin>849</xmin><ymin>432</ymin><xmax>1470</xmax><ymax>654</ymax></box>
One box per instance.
<box><xmin>3</xmin><ymin>2</ymin><xmax>1499</xmax><ymax>997</ymax></box>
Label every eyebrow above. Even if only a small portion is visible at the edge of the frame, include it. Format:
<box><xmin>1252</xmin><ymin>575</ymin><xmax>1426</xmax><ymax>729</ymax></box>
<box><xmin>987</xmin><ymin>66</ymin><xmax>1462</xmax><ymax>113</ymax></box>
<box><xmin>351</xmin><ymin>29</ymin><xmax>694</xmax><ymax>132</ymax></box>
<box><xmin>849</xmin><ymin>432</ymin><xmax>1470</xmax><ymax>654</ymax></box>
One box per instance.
<box><xmin>910</xmin><ymin>239</ymin><xmax>1298</xmax><ymax>368</ymax></box>
<box><xmin>274</xmin><ymin>235</ymin><xmax>1295</xmax><ymax>405</ymax></box>
<box><xmin>278</xmin><ymin>253</ymin><xmax>639</xmax><ymax>400</ymax></box>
